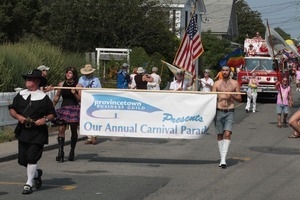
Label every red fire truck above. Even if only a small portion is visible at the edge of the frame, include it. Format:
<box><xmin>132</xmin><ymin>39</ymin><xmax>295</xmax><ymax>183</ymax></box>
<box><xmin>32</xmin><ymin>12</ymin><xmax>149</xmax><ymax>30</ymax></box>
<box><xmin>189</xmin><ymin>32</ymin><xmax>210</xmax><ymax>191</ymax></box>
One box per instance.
<box><xmin>238</xmin><ymin>39</ymin><xmax>285</xmax><ymax>102</ymax></box>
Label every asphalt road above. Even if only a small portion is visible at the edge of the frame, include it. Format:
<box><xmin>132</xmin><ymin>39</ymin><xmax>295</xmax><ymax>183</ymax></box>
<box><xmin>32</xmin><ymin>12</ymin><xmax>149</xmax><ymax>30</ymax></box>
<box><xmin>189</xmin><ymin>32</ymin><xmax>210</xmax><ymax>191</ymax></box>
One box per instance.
<box><xmin>0</xmin><ymin>93</ymin><xmax>300</xmax><ymax>200</ymax></box>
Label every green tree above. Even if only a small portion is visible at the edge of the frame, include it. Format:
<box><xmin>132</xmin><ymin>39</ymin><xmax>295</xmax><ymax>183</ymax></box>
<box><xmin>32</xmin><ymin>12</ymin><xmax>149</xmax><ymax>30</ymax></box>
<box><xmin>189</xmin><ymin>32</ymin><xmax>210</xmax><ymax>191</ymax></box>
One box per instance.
<box><xmin>39</xmin><ymin>0</ymin><xmax>177</xmax><ymax>61</ymax></box>
<box><xmin>199</xmin><ymin>31</ymin><xmax>231</xmax><ymax>76</ymax></box>
<box><xmin>235</xmin><ymin>0</ymin><xmax>265</xmax><ymax>44</ymax></box>
<box><xmin>0</xmin><ymin>0</ymin><xmax>42</xmax><ymax>43</ymax></box>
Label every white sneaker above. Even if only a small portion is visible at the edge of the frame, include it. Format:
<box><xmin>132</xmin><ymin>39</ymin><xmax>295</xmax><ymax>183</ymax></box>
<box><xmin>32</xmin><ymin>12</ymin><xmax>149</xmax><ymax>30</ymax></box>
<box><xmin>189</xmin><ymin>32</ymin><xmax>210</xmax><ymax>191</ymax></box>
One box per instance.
<box><xmin>253</xmin><ymin>110</ymin><xmax>255</xmax><ymax>113</ymax></box>
<box><xmin>297</xmin><ymin>88</ymin><xmax>299</xmax><ymax>91</ymax></box>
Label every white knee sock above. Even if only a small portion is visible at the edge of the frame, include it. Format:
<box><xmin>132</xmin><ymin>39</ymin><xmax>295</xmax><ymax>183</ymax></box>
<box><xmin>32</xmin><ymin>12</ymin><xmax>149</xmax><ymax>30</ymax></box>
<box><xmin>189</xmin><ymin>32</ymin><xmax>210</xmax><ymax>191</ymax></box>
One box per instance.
<box><xmin>221</xmin><ymin>139</ymin><xmax>231</xmax><ymax>165</ymax></box>
<box><xmin>26</xmin><ymin>164</ymin><xmax>37</xmax><ymax>186</ymax></box>
<box><xmin>218</xmin><ymin>140</ymin><xmax>223</xmax><ymax>157</ymax></box>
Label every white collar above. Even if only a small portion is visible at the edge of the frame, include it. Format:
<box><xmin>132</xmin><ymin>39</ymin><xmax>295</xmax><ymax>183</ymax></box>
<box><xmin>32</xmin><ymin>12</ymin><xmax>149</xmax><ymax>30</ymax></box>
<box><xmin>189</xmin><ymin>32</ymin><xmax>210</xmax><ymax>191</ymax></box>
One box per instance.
<box><xmin>19</xmin><ymin>89</ymin><xmax>46</xmax><ymax>100</ymax></box>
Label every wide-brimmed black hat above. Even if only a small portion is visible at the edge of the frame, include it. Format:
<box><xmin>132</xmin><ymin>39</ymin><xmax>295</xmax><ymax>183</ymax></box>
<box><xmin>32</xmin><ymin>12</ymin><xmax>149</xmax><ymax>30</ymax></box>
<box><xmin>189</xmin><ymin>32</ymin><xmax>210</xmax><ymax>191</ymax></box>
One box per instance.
<box><xmin>22</xmin><ymin>69</ymin><xmax>47</xmax><ymax>87</ymax></box>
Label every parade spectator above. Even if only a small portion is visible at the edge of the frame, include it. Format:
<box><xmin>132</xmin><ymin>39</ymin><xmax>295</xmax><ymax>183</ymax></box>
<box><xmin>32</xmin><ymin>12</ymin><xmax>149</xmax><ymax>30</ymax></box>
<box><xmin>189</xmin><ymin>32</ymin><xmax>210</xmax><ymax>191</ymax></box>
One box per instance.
<box><xmin>117</xmin><ymin>63</ymin><xmax>130</xmax><ymax>89</ymax></box>
<box><xmin>289</xmin><ymin>63</ymin><xmax>296</xmax><ymax>84</ymax></box>
<box><xmin>37</xmin><ymin>65</ymin><xmax>54</xmax><ymax>93</ymax></box>
<box><xmin>169</xmin><ymin>69</ymin><xmax>194</xmax><ymax>91</ymax></box>
<box><xmin>295</xmin><ymin>66</ymin><xmax>300</xmax><ymax>91</ymax></box>
<box><xmin>214</xmin><ymin>70</ymin><xmax>223</xmax><ymax>81</ymax></box>
<box><xmin>129</xmin><ymin>67</ymin><xmax>138</xmax><ymax>89</ymax></box>
<box><xmin>52</xmin><ymin>67</ymin><xmax>80</xmax><ymax>162</ymax></box>
<box><xmin>200</xmin><ymin>69</ymin><xmax>214</xmax><ymax>92</ymax></box>
<box><xmin>78</xmin><ymin>64</ymin><xmax>101</xmax><ymax>145</ymax></box>
<box><xmin>8</xmin><ymin>69</ymin><xmax>56</xmax><ymax>194</ymax></box>
<box><xmin>147</xmin><ymin>67</ymin><xmax>161</xmax><ymax>90</ymax></box>
<box><xmin>212</xmin><ymin>66</ymin><xmax>242</xmax><ymax>168</ymax></box>
<box><xmin>134</xmin><ymin>67</ymin><xmax>153</xmax><ymax>89</ymax></box>
<box><xmin>276</xmin><ymin>77</ymin><xmax>292</xmax><ymax>128</ymax></box>
<box><xmin>245</xmin><ymin>73</ymin><xmax>259</xmax><ymax>113</ymax></box>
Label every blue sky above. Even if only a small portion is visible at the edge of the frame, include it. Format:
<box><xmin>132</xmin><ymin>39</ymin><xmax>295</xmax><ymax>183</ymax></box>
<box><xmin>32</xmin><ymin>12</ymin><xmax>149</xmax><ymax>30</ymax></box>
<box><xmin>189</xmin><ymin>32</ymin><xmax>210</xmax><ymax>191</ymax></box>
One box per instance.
<box><xmin>245</xmin><ymin>0</ymin><xmax>300</xmax><ymax>40</ymax></box>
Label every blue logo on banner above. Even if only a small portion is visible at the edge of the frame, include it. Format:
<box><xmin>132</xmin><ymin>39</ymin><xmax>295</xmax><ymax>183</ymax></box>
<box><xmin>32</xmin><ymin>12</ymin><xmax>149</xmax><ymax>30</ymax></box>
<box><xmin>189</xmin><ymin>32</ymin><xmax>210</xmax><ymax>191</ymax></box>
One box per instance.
<box><xmin>86</xmin><ymin>94</ymin><xmax>162</xmax><ymax>118</ymax></box>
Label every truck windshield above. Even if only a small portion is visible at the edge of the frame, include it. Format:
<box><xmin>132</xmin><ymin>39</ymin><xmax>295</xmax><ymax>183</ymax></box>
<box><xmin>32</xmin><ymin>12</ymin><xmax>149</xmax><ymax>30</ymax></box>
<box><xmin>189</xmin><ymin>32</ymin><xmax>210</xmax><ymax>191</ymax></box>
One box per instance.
<box><xmin>245</xmin><ymin>59</ymin><xmax>275</xmax><ymax>71</ymax></box>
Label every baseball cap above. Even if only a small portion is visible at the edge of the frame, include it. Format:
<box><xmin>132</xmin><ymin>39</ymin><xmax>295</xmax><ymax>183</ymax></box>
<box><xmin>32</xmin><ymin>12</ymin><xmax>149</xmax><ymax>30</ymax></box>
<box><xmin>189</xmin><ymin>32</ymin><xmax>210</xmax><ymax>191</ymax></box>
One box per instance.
<box><xmin>122</xmin><ymin>63</ymin><xmax>129</xmax><ymax>68</ymax></box>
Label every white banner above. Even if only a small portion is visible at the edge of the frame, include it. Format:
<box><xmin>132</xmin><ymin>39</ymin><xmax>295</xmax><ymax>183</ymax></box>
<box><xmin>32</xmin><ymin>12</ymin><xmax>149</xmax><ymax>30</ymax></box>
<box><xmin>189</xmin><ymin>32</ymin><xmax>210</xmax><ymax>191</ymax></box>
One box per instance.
<box><xmin>80</xmin><ymin>90</ymin><xmax>217</xmax><ymax>139</ymax></box>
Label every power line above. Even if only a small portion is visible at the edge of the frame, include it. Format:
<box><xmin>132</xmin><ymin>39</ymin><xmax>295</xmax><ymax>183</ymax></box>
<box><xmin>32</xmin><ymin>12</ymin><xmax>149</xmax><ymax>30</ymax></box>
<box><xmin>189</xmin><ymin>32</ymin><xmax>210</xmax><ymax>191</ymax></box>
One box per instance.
<box><xmin>247</xmin><ymin>0</ymin><xmax>300</xmax><ymax>37</ymax></box>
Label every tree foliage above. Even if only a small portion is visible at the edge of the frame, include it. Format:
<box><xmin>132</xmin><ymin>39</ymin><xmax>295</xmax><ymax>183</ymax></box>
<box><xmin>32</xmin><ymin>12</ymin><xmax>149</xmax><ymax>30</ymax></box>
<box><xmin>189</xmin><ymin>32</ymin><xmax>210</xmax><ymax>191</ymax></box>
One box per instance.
<box><xmin>199</xmin><ymin>31</ymin><xmax>231</xmax><ymax>76</ymax></box>
<box><xmin>0</xmin><ymin>0</ymin><xmax>178</xmax><ymax>61</ymax></box>
<box><xmin>0</xmin><ymin>0</ymin><xmax>42</xmax><ymax>43</ymax></box>
<box><xmin>37</xmin><ymin>0</ymin><xmax>178</xmax><ymax>61</ymax></box>
<box><xmin>235</xmin><ymin>0</ymin><xmax>265</xmax><ymax>44</ymax></box>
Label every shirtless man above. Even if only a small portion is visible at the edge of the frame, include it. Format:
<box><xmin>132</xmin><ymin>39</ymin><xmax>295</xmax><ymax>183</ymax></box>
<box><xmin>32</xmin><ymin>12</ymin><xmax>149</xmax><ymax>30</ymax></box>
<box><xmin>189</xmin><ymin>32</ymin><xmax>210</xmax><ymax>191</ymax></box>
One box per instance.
<box><xmin>212</xmin><ymin>66</ymin><xmax>242</xmax><ymax>168</ymax></box>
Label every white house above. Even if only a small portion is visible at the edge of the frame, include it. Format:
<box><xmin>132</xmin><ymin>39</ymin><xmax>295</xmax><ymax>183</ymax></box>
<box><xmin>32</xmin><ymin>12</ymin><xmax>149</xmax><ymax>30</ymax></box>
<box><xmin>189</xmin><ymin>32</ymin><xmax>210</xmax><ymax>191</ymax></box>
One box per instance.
<box><xmin>161</xmin><ymin>0</ymin><xmax>238</xmax><ymax>40</ymax></box>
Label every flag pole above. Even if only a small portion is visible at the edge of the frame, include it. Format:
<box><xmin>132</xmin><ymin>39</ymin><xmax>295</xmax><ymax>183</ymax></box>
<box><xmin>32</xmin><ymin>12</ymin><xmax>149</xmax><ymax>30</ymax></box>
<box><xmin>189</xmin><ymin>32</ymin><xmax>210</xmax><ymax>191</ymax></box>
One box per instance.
<box><xmin>180</xmin><ymin>6</ymin><xmax>195</xmax><ymax>89</ymax></box>
<box><xmin>266</xmin><ymin>19</ymin><xmax>276</xmax><ymax>60</ymax></box>
<box><xmin>193</xmin><ymin>3</ymin><xmax>199</xmax><ymax>91</ymax></box>
<box><xmin>266</xmin><ymin>19</ymin><xmax>282</xmax><ymax>101</ymax></box>
<box><xmin>181</xmin><ymin>4</ymin><xmax>197</xmax><ymax>90</ymax></box>
<box><xmin>173</xmin><ymin>2</ymin><xmax>203</xmax><ymax>90</ymax></box>
<box><xmin>52</xmin><ymin>86</ymin><xmax>245</xmax><ymax>95</ymax></box>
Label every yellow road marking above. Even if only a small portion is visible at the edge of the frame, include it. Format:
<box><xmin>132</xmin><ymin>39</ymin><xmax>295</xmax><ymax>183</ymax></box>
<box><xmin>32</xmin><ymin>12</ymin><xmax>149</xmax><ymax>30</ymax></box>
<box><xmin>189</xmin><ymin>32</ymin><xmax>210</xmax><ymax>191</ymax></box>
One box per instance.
<box><xmin>62</xmin><ymin>185</ymin><xmax>77</xmax><ymax>190</ymax></box>
<box><xmin>0</xmin><ymin>181</ymin><xmax>77</xmax><ymax>190</ymax></box>
<box><xmin>232</xmin><ymin>156</ymin><xmax>251</xmax><ymax>161</ymax></box>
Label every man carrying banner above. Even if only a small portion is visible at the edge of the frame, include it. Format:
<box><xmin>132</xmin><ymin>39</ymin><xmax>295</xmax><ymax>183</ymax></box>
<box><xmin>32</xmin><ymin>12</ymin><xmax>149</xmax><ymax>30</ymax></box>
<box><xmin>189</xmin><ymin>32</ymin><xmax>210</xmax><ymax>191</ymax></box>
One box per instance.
<box><xmin>212</xmin><ymin>66</ymin><xmax>242</xmax><ymax>168</ymax></box>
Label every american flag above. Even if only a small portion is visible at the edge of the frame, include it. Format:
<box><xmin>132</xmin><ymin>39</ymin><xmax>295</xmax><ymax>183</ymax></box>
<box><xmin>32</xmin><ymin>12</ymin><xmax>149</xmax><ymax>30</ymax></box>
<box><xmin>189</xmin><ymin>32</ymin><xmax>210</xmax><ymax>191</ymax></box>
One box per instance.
<box><xmin>173</xmin><ymin>12</ymin><xmax>204</xmax><ymax>75</ymax></box>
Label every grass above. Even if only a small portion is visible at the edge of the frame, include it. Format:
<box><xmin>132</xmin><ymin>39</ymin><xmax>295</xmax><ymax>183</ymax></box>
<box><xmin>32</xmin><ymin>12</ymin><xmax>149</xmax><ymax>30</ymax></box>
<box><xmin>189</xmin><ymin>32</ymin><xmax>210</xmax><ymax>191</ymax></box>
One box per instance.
<box><xmin>0</xmin><ymin>126</ymin><xmax>15</xmax><ymax>143</ymax></box>
<box><xmin>0</xmin><ymin>125</ymin><xmax>60</xmax><ymax>144</ymax></box>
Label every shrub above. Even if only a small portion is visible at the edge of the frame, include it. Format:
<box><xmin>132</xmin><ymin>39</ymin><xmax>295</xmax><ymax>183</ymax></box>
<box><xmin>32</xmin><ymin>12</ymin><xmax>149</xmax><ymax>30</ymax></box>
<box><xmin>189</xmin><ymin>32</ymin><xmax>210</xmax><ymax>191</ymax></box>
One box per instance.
<box><xmin>0</xmin><ymin>40</ymin><xmax>86</xmax><ymax>92</ymax></box>
<box><xmin>0</xmin><ymin>126</ymin><xmax>15</xmax><ymax>143</ymax></box>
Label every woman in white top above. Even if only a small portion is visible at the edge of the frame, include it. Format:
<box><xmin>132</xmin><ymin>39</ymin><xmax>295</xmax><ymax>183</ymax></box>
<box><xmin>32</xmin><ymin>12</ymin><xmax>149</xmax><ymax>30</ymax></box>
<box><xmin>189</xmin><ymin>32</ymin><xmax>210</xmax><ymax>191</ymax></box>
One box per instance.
<box><xmin>245</xmin><ymin>73</ymin><xmax>259</xmax><ymax>113</ymax></box>
<box><xmin>200</xmin><ymin>69</ymin><xmax>214</xmax><ymax>92</ymax></box>
<box><xmin>129</xmin><ymin>67</ymin><xmax>137</xmax><ymax>89</ymax></box>
<box><xmin>147</xmin><ymin>67</ymin><xmax>161</xmax><ymax>90</ymax></box>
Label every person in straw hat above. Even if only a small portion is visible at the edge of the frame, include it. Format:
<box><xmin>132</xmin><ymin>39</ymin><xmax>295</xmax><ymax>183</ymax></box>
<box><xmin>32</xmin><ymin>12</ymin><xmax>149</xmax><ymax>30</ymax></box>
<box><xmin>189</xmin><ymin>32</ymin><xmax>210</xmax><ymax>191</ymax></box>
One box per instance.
<box><xmin>78</xmin><ymin>64</ymin><xmax>101</xmax><ymax>145</ymax></box>
<box><xmin>134</xmin><ymin>67</ymin><xmax>153</xmax><ymax>89</ymax></box>
<box><xmin>9</xmin><ymin>69</ymin><xmax>56</xmax><ymax>194</ymax></box>
<box><xmin>78</xmin><ymin>64</ymin><xmax>101</xmax><ymax>89</ymax></box>
<box><xmin>169</xmin><ymin>69</ymin><xmax>194</xmax><ymax>91</ymax></box>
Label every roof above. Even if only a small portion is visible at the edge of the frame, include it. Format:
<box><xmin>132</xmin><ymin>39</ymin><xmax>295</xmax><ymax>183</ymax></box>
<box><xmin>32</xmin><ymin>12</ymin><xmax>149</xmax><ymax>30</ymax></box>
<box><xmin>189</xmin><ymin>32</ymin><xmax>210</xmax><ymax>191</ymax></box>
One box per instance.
<box><xmin>201</xmin><ymin>0</ymin><xmax>236</xmax><ymax>36</ymax></box>
<box><xmin>159</xmin><ymin>0</ymin><xmax>206</xmax><ymax>13</ymax></box>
